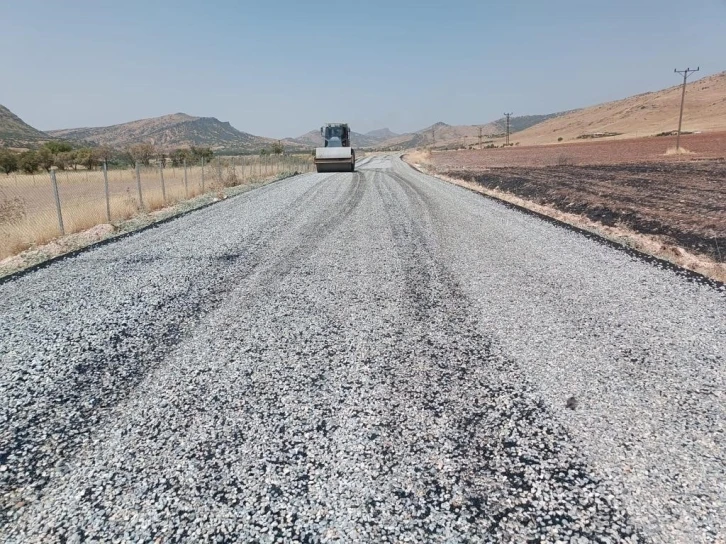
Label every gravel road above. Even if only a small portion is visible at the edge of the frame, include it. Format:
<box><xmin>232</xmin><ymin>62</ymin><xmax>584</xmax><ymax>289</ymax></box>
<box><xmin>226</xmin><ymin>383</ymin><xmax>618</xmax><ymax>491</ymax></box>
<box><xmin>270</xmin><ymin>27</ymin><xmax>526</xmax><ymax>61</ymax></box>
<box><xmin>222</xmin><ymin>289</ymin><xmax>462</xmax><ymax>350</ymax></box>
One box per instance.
<box><xmin>1</xmin><ymin>156</ymin><xmax>724</xmax><ymax>543</ymax></box>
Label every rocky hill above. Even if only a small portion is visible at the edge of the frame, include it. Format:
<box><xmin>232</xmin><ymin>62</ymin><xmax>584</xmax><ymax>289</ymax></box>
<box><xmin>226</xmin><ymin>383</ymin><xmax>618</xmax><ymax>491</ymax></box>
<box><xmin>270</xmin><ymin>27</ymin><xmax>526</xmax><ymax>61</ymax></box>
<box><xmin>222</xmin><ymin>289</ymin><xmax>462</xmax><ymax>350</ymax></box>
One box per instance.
<box><xmin>0</xmin><ymin>105</ymin><xmax>51</xmax><ymax>148</ymax></box>
<box><xmin>47</xmin><ymin>113</ymin><xmax>277</xmax><ymax>152</ymax></box>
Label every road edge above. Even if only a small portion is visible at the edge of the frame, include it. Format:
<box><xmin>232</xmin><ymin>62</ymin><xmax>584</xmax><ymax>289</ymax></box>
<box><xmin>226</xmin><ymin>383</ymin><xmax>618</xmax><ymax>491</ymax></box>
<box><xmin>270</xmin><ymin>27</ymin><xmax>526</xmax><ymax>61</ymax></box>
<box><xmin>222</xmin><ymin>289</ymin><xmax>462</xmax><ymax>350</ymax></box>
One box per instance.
<box><xmin>0</xmin><ymin>172</ymin><xmax>302</xmax><ymax>286</ymax></box>
<box><xmin>403</xmin><ymin>158</ymin><xmax>725</xmax><ymax>290</ymax></box>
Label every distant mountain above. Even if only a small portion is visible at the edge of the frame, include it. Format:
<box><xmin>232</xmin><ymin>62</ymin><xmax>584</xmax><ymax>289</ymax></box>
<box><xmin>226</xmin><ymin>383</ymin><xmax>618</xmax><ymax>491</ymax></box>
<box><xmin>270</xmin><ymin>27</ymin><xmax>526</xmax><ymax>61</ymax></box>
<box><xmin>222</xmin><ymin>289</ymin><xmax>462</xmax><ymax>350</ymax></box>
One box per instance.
<box><xmin>47</xmin><ymin>113</ymin><xmax>277</xmax><ymax>151</ymax></box>
<box><xmin>286</xmin><ymin>130</ymin><xmax>322</xmax><ymax>148</ymax></box>
<box><xmin>374</xmin><ymin>114</ymin><xmax>576</xmax><ymax>150</ymax></box>
<box><xmin>286</xmin><ymin>128</ymin><xmax>383</xmax><ymax>149</ymax></box>
<box><xmin>365</xmin><ymin>128</ymin><xmax>399</xmax><ymax>141</ymax></box>
<box><xmin>491</xmin><ymin>112</ymin><xmax>577</xmax><ymax>134</ymax></box>
<box><xmin>0</xmin><ymin>105</ymin><xmax>51</xmax><ymax>147</ymax></box>
<box><xmin>375</xmin><ymin>121</ymin><xmax>482</xmax><ymax>150</ymax></box>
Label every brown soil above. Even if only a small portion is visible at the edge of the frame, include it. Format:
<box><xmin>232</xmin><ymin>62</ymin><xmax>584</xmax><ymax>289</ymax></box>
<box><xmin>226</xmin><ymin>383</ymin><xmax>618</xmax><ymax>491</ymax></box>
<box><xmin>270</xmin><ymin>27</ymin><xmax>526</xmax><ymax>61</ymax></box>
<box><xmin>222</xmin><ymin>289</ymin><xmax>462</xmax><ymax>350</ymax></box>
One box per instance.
<box><xmin>412</xmin><ymin>134</ymin><xmax>726</xmax><ymax>277</ymax></box>
<box><xmin>437</xmin><ymin>162</ymin><xmax>726</xmax><ymax>264</ymax></box>
<box><xmin>433</xmin><ymin>131</ymin><xmax>726</xmax><ymax>169</ymax></box>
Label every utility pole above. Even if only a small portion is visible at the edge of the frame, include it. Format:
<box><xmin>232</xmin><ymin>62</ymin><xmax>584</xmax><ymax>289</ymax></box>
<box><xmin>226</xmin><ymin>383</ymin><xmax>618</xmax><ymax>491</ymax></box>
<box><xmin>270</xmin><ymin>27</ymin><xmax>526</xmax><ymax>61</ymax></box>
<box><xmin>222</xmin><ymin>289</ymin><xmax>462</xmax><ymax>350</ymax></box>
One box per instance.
<box><xmin>478</xmin><ymin>126</ymin><xmax>483</xmax><ymax>150</ymax></box>
<box><xmin>504</xmin><ymin>113</ymin><xmax>513</xmax><ymax>146</ymax></box>
<box><xmin>674</xmin><ymin>67</ymin><xmax>699</xmax><ymax>151</ymax></box>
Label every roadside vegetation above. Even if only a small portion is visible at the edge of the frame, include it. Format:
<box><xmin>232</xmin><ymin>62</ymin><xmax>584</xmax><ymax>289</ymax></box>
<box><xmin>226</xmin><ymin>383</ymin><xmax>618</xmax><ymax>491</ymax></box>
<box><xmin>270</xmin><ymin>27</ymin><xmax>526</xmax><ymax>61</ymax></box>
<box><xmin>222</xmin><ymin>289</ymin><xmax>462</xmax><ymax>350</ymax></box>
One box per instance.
<box><xmin>0</xmin><ymin>140</ymin><xmax>313</xmax><ymax>271</ymax></box>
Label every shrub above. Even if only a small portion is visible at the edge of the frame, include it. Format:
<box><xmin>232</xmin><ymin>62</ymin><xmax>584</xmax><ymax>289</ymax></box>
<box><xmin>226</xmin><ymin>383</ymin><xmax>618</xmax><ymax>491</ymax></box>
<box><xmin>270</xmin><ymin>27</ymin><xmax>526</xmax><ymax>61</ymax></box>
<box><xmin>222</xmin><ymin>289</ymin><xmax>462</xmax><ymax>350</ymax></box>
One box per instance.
<box><xmin>0</xmin><ymin>149</ymin><xmax>19</xmax><ymax>175</ymax></box>
<box><xmin>557</xmin><ymin>154</ymin><xmax>573</xmax><ymax>166</ymax></box>
<box><xmin>170</xmin><ymin>148</ymin><xmax>191</xmax><ymax>167</ymax></box>
<box><xmin>19</xmin><ymin>151</ymin><xmax>41</xmax><ymax>174</ymax></box>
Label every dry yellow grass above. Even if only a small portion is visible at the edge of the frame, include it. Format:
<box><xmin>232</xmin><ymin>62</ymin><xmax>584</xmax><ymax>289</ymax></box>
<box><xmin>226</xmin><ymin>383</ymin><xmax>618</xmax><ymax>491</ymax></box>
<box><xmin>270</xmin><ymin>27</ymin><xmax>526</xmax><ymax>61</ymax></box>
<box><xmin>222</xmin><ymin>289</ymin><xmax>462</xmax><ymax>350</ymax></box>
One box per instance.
<box><xmin>405</xmin><ymin>149</ymin><xmax>432</xmax><ymax>165</ymax></box>
<box><xmin>501</xmin><ymin>71</ymin><xmax>726</xmax><ymax>146</ymax></box>
<box><xmin>0</xmin><ymin>155</ymin><xmax>313</xmax><ymax>260</ymax></box>
<box><xmin>664</xmin><ymin>146</ymin><xmax>694</xmax><ymax>155</ymax></box>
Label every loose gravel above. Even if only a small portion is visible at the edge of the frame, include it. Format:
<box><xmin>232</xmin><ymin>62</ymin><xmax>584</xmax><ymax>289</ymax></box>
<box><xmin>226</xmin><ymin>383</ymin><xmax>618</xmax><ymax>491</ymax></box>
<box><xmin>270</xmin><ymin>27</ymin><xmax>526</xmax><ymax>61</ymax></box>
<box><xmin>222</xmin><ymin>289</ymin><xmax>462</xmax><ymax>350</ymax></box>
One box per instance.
<box><xmin>0</xmin><ymin>156</ymin><xmax>723</xmax><ymax>542</ymax></box>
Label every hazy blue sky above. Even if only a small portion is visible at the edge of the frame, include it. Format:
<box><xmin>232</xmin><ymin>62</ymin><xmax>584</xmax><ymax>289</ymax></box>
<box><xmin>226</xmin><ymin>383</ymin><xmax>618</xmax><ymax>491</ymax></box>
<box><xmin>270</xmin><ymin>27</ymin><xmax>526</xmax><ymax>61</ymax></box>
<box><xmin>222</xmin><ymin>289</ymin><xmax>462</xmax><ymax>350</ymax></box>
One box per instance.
<box><xmin>2</xmin><ymin>0</ymin><xmax>725</xmax><ymax>138</ymax></box>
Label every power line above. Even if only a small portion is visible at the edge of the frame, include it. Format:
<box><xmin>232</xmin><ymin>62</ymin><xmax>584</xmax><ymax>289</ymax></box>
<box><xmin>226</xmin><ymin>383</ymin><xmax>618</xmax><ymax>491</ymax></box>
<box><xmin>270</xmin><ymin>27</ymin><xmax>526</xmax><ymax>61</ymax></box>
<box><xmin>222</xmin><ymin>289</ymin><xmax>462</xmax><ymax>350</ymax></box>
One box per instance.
<box><xmin>674</xmin><ymin>67</ymin><xmax>699</xmax><ymax>151</ymax></box>
<box><xmin>503</xmin><ymin>113</ymin><xmax>513</xmax><ymax>146</ymax></box>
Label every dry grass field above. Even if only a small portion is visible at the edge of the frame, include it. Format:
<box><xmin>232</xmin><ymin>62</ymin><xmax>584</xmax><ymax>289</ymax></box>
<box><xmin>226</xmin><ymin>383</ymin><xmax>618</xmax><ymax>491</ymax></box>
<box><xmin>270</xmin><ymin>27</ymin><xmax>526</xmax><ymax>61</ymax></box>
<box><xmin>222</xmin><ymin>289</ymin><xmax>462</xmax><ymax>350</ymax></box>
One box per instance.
<box><xmin>493</xmin><ymin>71</ymin><xmax>726</xmax><ymax>147</ymax></box>
<box><xmin>0</xmin><ymin>155</ymin><xmax>313</xmax><ymax>261</ymax></box>
<box><xmin>431</xmin><ymin>131</ymin><xmax>726</xmax><ymax>169</ymax></box>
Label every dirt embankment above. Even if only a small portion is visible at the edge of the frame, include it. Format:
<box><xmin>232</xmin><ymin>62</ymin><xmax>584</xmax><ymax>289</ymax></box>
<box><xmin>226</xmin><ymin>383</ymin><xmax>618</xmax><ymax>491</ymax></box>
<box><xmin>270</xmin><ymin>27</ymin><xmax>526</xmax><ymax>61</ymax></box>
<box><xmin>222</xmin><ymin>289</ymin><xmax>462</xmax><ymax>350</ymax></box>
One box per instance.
<box><xmin>406</xmin><ymin>134</ymin><xmax>726</xmax><ymax>282</ymax></box>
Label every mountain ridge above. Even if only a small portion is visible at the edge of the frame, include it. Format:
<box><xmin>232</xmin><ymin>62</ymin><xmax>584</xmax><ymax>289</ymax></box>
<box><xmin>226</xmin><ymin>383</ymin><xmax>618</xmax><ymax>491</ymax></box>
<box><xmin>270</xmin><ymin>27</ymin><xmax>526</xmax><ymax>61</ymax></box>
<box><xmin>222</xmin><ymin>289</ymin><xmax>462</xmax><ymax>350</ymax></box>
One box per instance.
<box><xmin>46</xmin><ymin>113</ymin><xmax>276</xmax><ymax>151</ymax></box>
<box><xmin>0</xmin><ymin>105</ymin><xmax>52</xmax><ymax>147</ymax></box>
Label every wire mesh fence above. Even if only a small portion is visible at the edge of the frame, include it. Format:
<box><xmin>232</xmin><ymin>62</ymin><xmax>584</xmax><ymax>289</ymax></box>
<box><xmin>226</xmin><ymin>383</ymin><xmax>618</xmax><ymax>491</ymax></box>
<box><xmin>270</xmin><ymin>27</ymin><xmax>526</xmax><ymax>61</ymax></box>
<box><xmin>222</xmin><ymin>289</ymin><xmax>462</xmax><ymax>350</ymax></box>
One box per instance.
<box><xmin>0</xmin><ymin>154</ymin><xmax>314</xmax><ymax>260</ymax></box>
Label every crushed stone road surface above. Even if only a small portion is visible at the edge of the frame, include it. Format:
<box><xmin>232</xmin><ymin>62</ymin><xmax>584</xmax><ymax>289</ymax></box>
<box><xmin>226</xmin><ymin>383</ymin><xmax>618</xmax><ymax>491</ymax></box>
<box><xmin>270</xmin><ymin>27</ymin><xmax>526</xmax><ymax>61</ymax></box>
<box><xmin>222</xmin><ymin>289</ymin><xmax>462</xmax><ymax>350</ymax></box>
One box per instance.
<box><xmin>1</xmin><ymin>156</ymin><xmax>724</xmax><ymax>543</ymax></box>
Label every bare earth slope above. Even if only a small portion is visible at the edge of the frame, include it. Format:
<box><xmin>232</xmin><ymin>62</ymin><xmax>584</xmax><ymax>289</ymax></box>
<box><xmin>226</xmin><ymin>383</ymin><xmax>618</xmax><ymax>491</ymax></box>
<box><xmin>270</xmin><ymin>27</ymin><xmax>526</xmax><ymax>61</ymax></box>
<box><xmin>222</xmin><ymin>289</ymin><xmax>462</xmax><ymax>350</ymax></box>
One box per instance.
<box><xmin>47</xmin><ymin>113</ymin><xmax>274</xmax><ymax>151</ymax></box>
<box><xmin>510</xmin><ymin>71</ymin><xmax>726</xmax><ymax>145</ymax></box>
<box><xmin>0</xmin><ymin>105</ymin><xmax>51</xmax><ymax>148</ymax></box>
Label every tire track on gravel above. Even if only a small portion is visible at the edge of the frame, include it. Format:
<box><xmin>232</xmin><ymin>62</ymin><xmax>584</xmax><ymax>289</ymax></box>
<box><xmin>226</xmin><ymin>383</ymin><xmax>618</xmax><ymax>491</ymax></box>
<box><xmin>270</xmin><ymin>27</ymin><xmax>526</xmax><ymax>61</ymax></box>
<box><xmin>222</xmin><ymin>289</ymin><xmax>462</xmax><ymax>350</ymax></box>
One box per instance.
<box><xmin>0</xmin><ymin>172</ymin><xmax>349</xmax><ymax>523</ymax></box>
<box><xmin>367</xmin><ymin>171</ymin><xmax>641</xmax><ymax>541</ymax></box>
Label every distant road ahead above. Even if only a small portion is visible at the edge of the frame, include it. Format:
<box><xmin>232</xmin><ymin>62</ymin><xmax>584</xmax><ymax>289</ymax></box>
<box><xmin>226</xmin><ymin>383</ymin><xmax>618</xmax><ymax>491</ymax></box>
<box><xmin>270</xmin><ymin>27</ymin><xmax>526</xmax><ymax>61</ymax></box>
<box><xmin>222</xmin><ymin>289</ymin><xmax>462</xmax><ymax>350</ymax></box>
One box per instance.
<box><xmin>1</xmin><ymin>156</ymin><xmax>724</xmax><ymax>542</ymax></box>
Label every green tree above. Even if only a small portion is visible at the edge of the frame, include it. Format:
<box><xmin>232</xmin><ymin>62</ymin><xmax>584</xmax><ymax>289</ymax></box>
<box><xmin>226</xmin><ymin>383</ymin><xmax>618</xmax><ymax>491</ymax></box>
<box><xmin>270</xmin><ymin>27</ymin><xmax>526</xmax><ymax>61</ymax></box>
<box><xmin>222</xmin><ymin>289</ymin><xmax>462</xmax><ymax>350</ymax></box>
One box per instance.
<box><xmin>270</xmin><ymin>141</ymin><xmax>284</xmax><ymax>155</ymax></box>
<box><xmin>0</xmin><ymin>149</ymin><xmax>19</xmax><ymax>175</ymax></box>
<box><xmin>260</xmin><ymin>148</ymin><xmax>269</xmax><ymax>157</ymax></box>
<box><xmin>19</xmin><ymin>151</ymin><xmax>41</xmax><ymax>174</ymax></box>
<box><xmin>37</xmin><ymin>147</ymin><xmax>54</xmax><ymax>172</ymax></box>
<box><xmin>170</xmin><ymin>148</ymin><xmax>191</xmax><ymax>167</ymax></box>
<box><xmin>96</xmin><ymin>146</ymin><xmax>115</xmax><ymax>165</ymax></box>
<box><xmin>74</xmin><ymin>148</ymin><xmax>98</xmax><ymax>170</ymax></box>
<box><xmin>56</xmin><ymin>150</ymin><xmax>77</xmax><ymax>170</ymax></box>
<box><xmin>127</xmin><ymin>143</ymin><xmax>156</xmax><ymax>166</ymax></box>
<box><xmin>190</xmin><ymin>146</ymin><xmax>214</xmax><ymax>163</ymax></box>
<box><xmin>43</xmin><ymin>141</ymin><xmax>73</xmax><ymax>155</ymax></box>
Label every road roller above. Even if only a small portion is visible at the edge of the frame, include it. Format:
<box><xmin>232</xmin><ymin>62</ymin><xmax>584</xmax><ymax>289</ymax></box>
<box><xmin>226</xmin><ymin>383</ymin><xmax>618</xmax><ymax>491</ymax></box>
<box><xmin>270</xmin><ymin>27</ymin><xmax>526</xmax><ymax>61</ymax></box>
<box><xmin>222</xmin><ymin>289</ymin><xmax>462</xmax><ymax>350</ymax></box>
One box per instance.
<box><xmin>315</xmin><ymin>123</ymin><xmax>356</xmax><ymax>173</ymax></box>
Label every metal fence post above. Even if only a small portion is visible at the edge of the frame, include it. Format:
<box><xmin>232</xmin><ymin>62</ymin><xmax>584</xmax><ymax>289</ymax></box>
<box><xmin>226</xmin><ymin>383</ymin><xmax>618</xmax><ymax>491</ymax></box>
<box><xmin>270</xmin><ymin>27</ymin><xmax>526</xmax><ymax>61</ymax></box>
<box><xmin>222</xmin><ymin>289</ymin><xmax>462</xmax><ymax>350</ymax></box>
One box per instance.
<box><xmin>103</xmin><ymin>161</ymin><xmax>111</xmax><ymax>222</ymax></box>
<box><xmin>49</xmin><ymin>169</ymin><xmax>65</xmax><ymax>235</ymax></box>
<box><xmin>201</xmin><ymin>157</ymin><xmax>205</xmax><ymax>192</ymax></box>
<box><xmin>183</xmin><ymin>159</ymin><xmax>188</xmax><ymax>198</ymax></box>
<box><xmin>135</xmin><ymin>161</ymin><xmax>144</xmax><ymax>209</ymax></box>
<box><xmin>159</xmin><ymin>163</ymin><xmax>166</xmax><ymax>204</ymax></box>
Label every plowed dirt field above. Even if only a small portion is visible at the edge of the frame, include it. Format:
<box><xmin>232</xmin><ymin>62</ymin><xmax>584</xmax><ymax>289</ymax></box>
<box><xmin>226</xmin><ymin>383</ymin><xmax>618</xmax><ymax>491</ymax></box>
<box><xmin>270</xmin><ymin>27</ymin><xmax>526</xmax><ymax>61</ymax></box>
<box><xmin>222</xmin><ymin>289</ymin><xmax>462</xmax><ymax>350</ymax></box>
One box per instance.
<box><xmin>425</xmin><ymin>133</ymin><xmax>726</xmax><ymax>265</ymax></box>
